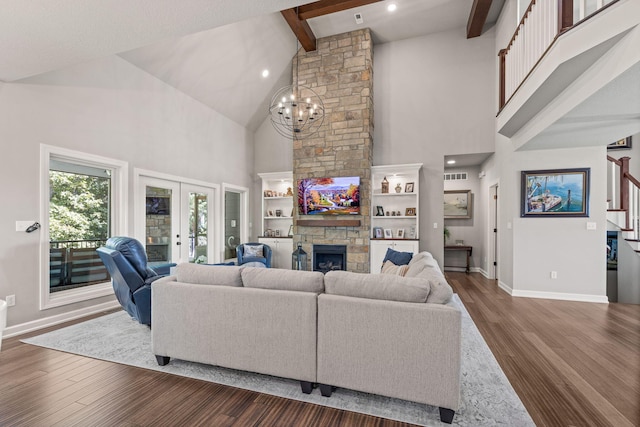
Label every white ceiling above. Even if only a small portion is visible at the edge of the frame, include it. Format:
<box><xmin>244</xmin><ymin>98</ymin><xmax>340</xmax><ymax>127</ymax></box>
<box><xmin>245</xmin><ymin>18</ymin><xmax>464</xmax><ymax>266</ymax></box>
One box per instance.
<box><xmin>3</xmin><ymin>0</ymin><xmax>482</xmax><ymax>130</ymax></box>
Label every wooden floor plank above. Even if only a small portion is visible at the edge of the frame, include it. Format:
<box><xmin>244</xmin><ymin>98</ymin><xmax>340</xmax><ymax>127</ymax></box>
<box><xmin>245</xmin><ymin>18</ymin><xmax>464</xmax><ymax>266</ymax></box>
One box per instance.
<box><xmin>0</xmin><ymin>273</ymin><xmax>638</xmax><ymax>426</ymax></box>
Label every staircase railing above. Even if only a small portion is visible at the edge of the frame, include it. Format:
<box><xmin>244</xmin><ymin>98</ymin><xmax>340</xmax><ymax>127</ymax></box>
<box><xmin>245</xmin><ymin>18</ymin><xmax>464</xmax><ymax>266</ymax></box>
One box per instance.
<box><xmin>499</xmin><ymin>0</ymin><xmax>619</xmax><ymax>110</ymax></box>
<box><xmin>607</xmin><ymin>155</ymin><xmax>639</xmax><ymax>240</ymax></box>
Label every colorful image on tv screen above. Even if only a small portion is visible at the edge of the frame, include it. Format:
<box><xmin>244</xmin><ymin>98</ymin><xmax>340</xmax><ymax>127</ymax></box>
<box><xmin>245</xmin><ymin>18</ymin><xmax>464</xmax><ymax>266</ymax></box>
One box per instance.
<box><xmin>297</xmin><ymin>177</ymin><xmax>360</xmax><ymax>215</ymax></box>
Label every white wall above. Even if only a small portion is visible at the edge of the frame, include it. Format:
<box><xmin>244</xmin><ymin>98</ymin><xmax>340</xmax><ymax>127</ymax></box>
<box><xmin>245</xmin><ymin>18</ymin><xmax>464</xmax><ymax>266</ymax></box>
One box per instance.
<box><xmin>373</xmin><ymin>27</ymin><xmax>496</xmax><ymax>264</ymax></box>
<box><xmin>0</xmin><ymin>55</ymin><xmax>254</xmax><ymax>328</ymax></box>
<box><xmin>443</xmin><ymin>166</ymin><xmax>485</xmax><ymax>272</ymax></box>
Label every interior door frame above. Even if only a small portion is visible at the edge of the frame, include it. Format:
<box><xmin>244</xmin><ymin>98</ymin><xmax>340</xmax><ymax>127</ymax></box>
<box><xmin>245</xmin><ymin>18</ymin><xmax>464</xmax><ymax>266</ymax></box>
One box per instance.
<box><xmin>488</xmin><ymin>181</ymin><xmax>500</xmax><ymax>280</ymax></box>
<box><xmin>222</xmin><ymin>183</ymin><xmax>249</xmax><ymax>262</ymax></box>
<box><xmin>134</xmin><ymin>169</ymin><xmax>220</xmax><ymax>264</ymax></box>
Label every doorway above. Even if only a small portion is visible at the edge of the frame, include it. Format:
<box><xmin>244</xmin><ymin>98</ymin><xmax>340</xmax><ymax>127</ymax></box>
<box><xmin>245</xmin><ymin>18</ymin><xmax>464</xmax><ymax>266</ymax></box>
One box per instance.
<box><xmin>488</xmin><ymin>183</ymin><xmax>499</xmax><ymax>280</ymax></box>
<box><xmin>135</xmin><ymin>171</ymin><xmax>218</xmax><ymax>266</ymax></box>
<box><xmin>222</xmin><ymin>183</ymin><xmax>249</xmax><ymax>262</ymax></box>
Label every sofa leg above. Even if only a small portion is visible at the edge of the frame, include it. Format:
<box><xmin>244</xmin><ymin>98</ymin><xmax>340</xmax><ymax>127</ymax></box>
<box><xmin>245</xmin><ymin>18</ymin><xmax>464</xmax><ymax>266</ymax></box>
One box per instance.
<box><xmin>319</xmin><ymin>384</ymin><xmax>334</xmax><ymax>397</ymax></box>
<box><xmin>439</xmin><ymin>407</ymin><xmax>455</xmax><ymax>424</ymax></box>
<box><xmin>155</xmin><ymin>355</ymin><xmax>170</xmax><ymax>366</ymax></box>
<box><xmin>300</xmin><ymin>381</ymin><xmax>313</xmax><ymax>394</ymax></box>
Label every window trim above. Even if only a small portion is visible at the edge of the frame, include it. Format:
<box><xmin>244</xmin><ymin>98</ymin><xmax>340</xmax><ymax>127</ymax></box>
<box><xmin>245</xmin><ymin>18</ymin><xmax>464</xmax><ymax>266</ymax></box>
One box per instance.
<box><xmin>40</xmin><ymin>144</ymin><xmax>128</xmax><ymax>310</ymax></box>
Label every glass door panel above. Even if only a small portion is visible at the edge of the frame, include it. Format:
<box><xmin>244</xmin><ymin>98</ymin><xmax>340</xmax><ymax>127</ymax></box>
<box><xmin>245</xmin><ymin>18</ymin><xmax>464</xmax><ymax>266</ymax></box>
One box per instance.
<box><xmin>224</xmin><ymin>191</ymin><xmax>241</xmax><ymax>260</ymax></box>
<box><xmin>181</xmin><ymin>184</ymin><xmax>215</xmax><ymax>264</ymax></box>
<box><xmin>139</xmin><ymin>177</ymin><xmax>181</xmax><ymax>266</ymax></box>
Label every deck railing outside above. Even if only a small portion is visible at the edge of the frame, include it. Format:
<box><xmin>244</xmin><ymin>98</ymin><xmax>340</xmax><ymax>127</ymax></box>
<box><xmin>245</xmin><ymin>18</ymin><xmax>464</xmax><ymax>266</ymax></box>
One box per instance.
<box><xmin>499</xmin><ymin>0</ymin><xmax>618</xmax><ymax>109</ymax></box>
<box><xmin>49</xmin><ymin>238</ymin><xmax>109</xmax><ymax>291</ymax></box>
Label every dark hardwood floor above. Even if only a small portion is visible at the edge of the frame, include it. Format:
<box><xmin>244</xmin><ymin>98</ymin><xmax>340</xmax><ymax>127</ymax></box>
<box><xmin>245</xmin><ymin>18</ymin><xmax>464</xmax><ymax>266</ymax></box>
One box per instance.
<box><xmin>0</xmin><ymin>273</ymin><xmax>638</xmax><ymax>426</ymax></box>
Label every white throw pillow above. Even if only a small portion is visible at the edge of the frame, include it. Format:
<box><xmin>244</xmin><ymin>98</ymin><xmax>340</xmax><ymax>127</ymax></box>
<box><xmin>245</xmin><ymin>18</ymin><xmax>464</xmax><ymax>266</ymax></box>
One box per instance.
<box><xmin>243</xmin><ymin>244</ymin><xmax>264</xmax><ymax>258</ymax></box>
<box><xmin>381</xmin><ymin>260</ymin><xmax>409</xmax><ymax>276</ymax></box>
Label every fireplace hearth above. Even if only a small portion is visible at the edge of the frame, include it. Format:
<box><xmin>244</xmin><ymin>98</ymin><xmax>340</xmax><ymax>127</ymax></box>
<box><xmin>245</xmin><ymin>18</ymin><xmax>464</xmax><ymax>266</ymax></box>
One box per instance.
<box><xmin>313</xmin><ymin>244</ymin><xmax>347</xmax><ymax>274</ymax></box>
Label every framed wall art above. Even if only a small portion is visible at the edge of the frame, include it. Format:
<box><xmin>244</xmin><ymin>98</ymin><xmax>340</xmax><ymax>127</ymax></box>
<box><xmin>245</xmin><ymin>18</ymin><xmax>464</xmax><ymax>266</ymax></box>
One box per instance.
<box><xmin>607</xmin><ymin>137</ymin><xmax>632</xmax><ymax>150</ymax></box>
<box><xmin>521</xmin><ymin>168</ymin><xmax>590</xmax><ymax>217</ymax></box>
<box><xmin>444</xmin><ymin>190</ymin><xmax>472</xmax><ymax>219</ymax></box>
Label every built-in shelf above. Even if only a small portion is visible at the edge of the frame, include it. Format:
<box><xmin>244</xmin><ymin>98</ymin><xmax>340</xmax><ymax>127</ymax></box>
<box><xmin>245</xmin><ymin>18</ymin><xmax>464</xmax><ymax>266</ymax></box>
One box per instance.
<box><xmin>297</xmin><ymin>219</ymin><xmax>361</xmax><ymax>227</ymax></box>
<box><xmin>370</xmin><ymin>238</ymin><xmax>419</xmax><ymax>241</ymax></box>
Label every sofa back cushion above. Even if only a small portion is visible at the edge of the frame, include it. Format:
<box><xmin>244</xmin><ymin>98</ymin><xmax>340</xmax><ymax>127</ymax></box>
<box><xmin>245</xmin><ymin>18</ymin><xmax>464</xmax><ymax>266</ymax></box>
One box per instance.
<box><xmin>241</xmin><ymin>267</ymin><xmax>325</xmax><ymax>293</ymax></box>
<box><xmin>175</xmin><ymin>263</ymin><xmax>243</xmax><ymax>287</ymax></box>
<box><xmin>324</xmin><ymin>270</ymin><xmax>430</xmax><ymax>303</ymax></box>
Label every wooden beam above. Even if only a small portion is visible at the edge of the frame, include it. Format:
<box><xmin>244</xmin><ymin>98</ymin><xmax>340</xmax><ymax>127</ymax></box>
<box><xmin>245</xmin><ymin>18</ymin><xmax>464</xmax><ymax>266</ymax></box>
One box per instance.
<box><xmin>467</xmin><ymin>0</ymin><xmax>493</xmax><ymax>38</ymax></box>
<box><xmin>282</xmin><ymin>0</ymin><xmax>382</xmax><ymax>52</ymax></box>
<box><xmin>298</xmin><ymin>0</ymin><xmax>382</xmax><ymax>20</ymax></box>
<box><xmin>281</xmin><ymin>8</ymin><xmax>317</xmax><ymax>52</ymax></box>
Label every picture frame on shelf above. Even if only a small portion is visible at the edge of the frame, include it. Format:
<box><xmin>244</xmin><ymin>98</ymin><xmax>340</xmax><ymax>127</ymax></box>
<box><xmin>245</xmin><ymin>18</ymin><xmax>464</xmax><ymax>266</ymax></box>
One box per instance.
<box><xmin>376</xmin><ymin>206</ymin><xmax>385</xmax><ymax>216</ymax></box>
<box><xmin>267</xmin><ymin>210</ymin><xmax>274</xmax><ymax>217</ymax></box>
<box><xmin>373</xmin><ymin>227</ymin><xmax>383</xmax><ymax>239</ymax></box>
<box><xmin>444</xmin><ymin>190</ymin><xmax>472</xmax><ymax>219</ymax></box>
<box><xmin>396</xmin><ymin>229</ymin><xmax>405</xmax><ymax>239</ymax></box>
<box><xmin>405</xmin><ymin>182</ymin><xmax>414</xmax><ymax>193</ymax></box>
<box><xmin>521</xmin><ymin>168</ymin><xmax>590</xmax><ymax>217</ymax></box>
<box><xmin>408</xmin><ymin>226</ymin><xmax>416</xmax><ymax>239</ymax></box>
<box><xmin>383</xmin><ymin>228</ymin><xmax>393</xmax><ymax>239</ymax></box>
<box><xmin>405</xmin><ymin>207</ymin><xmax>417</xmax><ymax>216</ymax></box>
<box><xmin>607</xmin><ymin>136</ymin><xmax>632</xmax><ymax>150</ymax></box>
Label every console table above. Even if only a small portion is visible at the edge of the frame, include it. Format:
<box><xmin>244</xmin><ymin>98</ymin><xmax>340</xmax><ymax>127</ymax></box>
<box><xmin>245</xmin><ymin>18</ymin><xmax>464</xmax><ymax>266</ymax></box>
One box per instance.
<box><xmin>444</xmin><ymin>245</ymin><xmax>472</xmax><ymax>274</ymax></box>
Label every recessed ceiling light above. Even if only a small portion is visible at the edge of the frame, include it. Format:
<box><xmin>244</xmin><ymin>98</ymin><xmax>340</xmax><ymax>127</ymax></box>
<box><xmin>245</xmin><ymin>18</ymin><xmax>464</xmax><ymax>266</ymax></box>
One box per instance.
<box><xmin>262</xmin><ymin>69</ymin><xmax>269</xmax><ymax>78</ymax></box>
<box><xmin>387</xmin><ymin>3</ymin><xmax>397</xmax><ymax>12</ymax></box>
<box><xmin>447</xmin><ymin>160</ymin><xmax>456</xmax><ymax>165</ymax></box>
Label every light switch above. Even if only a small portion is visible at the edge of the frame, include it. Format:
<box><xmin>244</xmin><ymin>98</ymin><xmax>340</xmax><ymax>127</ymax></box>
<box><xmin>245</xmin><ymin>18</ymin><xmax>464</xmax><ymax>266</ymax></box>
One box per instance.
<box><xmin>231</xmin><ymin>220</ymin><xmax>237</xmax><ymax>227</ymax></box>
<box><xmin>586</xmin><ymin>222</ymin><xmax>596</xmax><ymax>230</ymax></box>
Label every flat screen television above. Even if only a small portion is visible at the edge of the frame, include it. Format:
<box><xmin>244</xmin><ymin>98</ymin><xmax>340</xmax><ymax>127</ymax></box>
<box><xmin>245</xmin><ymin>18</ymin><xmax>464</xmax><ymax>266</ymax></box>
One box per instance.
<box><xmin>297</xmin><ymin>176</ymin><xmax>360</xmax><ymax>215</ymax></box>
<box><xmin>146</xmin><ymin>197</ymin><xmax>170</xmax><ymax>215</ymax></box>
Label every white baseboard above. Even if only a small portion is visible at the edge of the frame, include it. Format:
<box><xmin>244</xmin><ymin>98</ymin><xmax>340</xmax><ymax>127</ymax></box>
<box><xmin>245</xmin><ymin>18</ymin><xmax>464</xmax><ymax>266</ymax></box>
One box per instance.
<box><xmin>510</xmin><ymin>289</ymin><xmax>609</xmax><ymax>304</ymax></box>
<box><xmin>498</xmin><ymin>280</ymin><xmax>513</xmax><ymax>295</ymax></box>
<box><xmin>3</xmin><ymin>301</ymin><xmax>120</xmax><ymax>339</ymax></box>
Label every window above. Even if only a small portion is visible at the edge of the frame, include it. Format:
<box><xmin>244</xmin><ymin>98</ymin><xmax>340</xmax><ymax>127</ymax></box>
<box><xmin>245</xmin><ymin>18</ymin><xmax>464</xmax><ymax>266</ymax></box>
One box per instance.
<box><xmin>41</xmin><ymin>145</ymin><xmax>128</xmax><ymax>309</ymax></box>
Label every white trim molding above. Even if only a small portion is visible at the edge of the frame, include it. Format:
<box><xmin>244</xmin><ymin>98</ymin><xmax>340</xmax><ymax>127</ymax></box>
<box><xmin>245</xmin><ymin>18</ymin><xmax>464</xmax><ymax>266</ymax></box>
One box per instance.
<box><xmin>511</xmin><ymin>289</ymin><xmax>609</xmax><ymax>304</ymax></box>
<box><xmin>4</xmin><ymin>300</ymin><xmax>120</xmax><ymax>339</ymax></box>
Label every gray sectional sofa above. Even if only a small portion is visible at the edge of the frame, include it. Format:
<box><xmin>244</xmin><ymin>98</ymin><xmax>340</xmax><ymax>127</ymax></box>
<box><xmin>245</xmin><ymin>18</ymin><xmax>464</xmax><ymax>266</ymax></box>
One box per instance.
<box><xmin>151</xmin><ymin>251</ymin><xmax>461</xmax><ymax>423</ymax></box>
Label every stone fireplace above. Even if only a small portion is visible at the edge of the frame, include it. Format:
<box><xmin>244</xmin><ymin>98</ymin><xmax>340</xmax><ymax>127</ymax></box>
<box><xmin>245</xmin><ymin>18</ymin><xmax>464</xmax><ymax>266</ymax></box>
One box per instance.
<box><xmin>313</xmin><ymin>244</ymin><xmax>347</xmax><ymax>274</ymax></box>
<box><xmin>292</xmin><ymin>29</ymin><xmax>374</xmax><ymax>273</ymax></box>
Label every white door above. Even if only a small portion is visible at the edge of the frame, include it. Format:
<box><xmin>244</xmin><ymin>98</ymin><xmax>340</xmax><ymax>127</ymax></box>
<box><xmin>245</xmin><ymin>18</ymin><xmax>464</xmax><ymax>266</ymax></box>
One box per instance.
<box><xmin>138</xmin><ymin>177</ymin><xmax>181</xmax><ymax>265</ymax></box>
<box><xmin>137</xmin><ymin>177</ymin><xmax>217</xmax><ymax>265</ymax></box>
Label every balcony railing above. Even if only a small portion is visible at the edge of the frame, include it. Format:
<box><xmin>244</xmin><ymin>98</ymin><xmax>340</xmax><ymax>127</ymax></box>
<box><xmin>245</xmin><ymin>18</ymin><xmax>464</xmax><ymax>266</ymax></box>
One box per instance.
<box><xmin>499</xmin><ymin>0</ymin><xmax>619</xmax><ymax>110</ymax></box>
<box><xmin>49</xmin><ymin>239</ymin><xmax>109</xmax><ymax>292</ymax></box>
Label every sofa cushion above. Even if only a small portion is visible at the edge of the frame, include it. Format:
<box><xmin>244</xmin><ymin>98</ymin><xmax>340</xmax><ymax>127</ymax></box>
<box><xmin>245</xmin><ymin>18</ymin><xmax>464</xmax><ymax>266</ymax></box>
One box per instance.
<box><xmin>411</xmin><ymin>267</ymin><xmax>453</xmax><ymax>304</ymax></box>
<box><xmin>382</xmin><ymin>248</ymin><xmax>413</xmax><ymax>267</ymax></box>
<box><xmin>175</xmin><ymin>263</ymin><xmax>243</xmax><ymax>287</ymax></box>
<box><xmin>241</xmin><ymin>267</ymin><xmax>324</xmax><ymax>293</ymax></box>
<box><xmin>380</xmin><ymin>260</ymin><xmax>409</xmax><ymax>276</ymax></box>
<box><xmin>324</xmin><ymin>270</ymin><xmax>430</xmax><ymax>303</ymax></box>
<box><xmin>405</xmin><ymin>251</ymin><xmax>441</xmax><ymax>278</ymax></box>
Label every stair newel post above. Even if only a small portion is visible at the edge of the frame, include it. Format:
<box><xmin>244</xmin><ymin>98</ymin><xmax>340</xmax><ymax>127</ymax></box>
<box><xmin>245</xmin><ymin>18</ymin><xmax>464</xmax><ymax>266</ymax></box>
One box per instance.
<box><xmin>620</xmin><ymin>156</ymin><xmax>630</xmax><ymax>228</ymax></box>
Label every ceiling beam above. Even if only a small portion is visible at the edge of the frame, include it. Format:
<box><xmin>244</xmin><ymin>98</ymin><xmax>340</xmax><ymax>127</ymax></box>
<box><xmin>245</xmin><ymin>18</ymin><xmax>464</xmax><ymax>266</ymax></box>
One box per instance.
<box><xmin>281</xmin><ymin>0</ymin><xmax>382</xmax><ymax>52</ymax></box>
<box><xmin>281</xmin><ymin>8</ymin><xmax>317</xmax><ymax>51</ymax></box>
<box><xmin>467</xmin><ymin>0</ymin><xmax>493</xmax><ymax>38</ymax></box>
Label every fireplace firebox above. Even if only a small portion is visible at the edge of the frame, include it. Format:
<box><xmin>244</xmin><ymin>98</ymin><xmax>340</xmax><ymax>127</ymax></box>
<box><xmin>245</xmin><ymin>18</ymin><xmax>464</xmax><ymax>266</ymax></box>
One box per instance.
<box><xmin>313</xmin><ymin>244</ymin><xmax>347</xmax><ymax>274</ymax></box>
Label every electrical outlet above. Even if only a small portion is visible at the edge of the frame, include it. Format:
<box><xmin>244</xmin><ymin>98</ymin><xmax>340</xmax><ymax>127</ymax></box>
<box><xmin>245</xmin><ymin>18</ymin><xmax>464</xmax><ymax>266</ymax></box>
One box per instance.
<box><xmin>550</xmin><ymin>271</ymin><xmax>558</xmax><ymax>279</ymax></box>
<box><xmin>6</xmin><ymin>294</ymin><xmax>15</xmax><ymax>306</ymax></box>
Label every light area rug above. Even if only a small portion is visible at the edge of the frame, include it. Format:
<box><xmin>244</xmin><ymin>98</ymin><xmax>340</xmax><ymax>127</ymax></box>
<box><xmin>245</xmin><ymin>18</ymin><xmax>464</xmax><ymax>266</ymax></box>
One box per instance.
<box><xmin>22</xmin><ymin>295</ymin><xmax>534</xmax><ymax>426</ymax></box>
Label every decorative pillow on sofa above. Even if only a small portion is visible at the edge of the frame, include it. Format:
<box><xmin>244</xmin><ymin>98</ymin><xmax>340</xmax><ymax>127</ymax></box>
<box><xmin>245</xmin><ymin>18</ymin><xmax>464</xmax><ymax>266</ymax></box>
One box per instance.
<box><xmin>243</xmin><ymin>244</ymin><xmax>264</xmax><ymax>258</ymax></box>
<box><xmin>381</xmin><ymin>248</ymin><xmax>413</xmax><ymax>269</ymax></box>
<box><xmin>241</xmin><ymin>267</ymin><xmax>324</xmax><ymax>293</ymax></box>
<box><xmin>175</xmin><ymin>263</ymin><xmax>243</xmax><ymax>287</ymax></box>
<box><xmin>380</xmin><ymin>260</ymin><xmax>410</xmax><ymax>276</ymax></box>
<box><xmin>324</xmin><ymin>270</ymin><xmax>430</xmax><ymax>303</ymax></box>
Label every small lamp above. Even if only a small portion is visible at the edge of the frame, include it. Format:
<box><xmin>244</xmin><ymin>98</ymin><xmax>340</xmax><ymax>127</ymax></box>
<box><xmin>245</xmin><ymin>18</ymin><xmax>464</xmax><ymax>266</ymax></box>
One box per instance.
<box><xmin>292</xmin><ymin>243</ymin><xmax>308</xmax><ymax>271</ymax></box>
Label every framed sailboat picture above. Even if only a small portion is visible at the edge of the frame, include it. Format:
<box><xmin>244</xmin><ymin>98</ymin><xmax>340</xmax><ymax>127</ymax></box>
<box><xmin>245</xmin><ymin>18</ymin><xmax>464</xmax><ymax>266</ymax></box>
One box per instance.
<box><xmin>444</xmin><ymin>190</ymin><xmax>472</xmax><ymax>219</ymax></box>
<box><xmin>521</xmin><ymin>168</ymin><xmax>590</xmax><ymax>217</ymax></box>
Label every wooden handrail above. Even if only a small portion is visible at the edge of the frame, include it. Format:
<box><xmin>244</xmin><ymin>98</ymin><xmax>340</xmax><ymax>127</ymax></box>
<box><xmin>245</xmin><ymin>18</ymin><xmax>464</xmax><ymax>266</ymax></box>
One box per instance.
<box><xmin>607</xmin><ymin>155</ymin><xmax>622</xmax><ymax>166</ymax></box>
<box><xmin>624</xmin><ymin>171</ymin><xmax>640</xmax><ymax>189</ymax></box>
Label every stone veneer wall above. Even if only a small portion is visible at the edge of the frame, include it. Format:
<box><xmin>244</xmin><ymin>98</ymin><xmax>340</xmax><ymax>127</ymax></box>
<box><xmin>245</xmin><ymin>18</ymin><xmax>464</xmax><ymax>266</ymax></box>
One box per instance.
<box><xmin>293</xmin><ymin>29</ymin><xmax>373</xmax><ymax>273</ymax></box>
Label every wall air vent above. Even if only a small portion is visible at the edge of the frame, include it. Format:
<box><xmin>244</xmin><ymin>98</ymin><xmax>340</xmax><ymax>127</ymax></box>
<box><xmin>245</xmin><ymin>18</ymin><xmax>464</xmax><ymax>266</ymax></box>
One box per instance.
<box><xmin>444</xmin><ymin>172</ymin><xmax>468</xmax><ymax>181</ymax></box>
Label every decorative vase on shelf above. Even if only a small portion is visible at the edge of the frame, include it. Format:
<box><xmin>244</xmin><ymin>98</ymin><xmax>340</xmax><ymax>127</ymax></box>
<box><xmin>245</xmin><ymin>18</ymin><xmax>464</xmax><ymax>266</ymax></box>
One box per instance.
<box><xmin>381</xmin><ymin>176</ymin><xmax>389</xmax><ymax>194</ymax></box>
<box><xmin>395</xmin><ymin>183</ymin><xmax>402</xmax><ymax>193</ymax></box>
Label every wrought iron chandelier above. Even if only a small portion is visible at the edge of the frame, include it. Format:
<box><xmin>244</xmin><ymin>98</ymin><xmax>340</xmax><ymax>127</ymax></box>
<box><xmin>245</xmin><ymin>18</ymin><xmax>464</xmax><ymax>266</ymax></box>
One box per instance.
<box><xmin>268</xmin><ymin>10</ymin><xmax>325</xmax><ymax>140</ymax></box>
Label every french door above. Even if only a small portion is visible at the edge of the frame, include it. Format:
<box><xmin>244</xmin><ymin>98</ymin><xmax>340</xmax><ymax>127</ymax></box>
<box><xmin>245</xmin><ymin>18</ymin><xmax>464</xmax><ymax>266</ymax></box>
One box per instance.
<box><xmin>136</xmin><ymin>173</ymin><xmax>218</xmax><ymax>266</ymax></box>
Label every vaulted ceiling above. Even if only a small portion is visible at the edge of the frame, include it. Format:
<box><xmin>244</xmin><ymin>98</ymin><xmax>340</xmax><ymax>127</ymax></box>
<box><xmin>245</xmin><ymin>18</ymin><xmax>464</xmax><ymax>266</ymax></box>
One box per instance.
<box><xmin>3</xmin><ymin>0</ymin><xmax>502</xmax><ymax>130</ymax></box>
